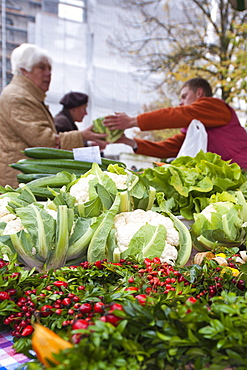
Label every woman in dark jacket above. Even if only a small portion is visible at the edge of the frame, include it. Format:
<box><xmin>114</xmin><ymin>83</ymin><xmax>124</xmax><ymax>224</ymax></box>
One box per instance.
<box><xmin>54</xmin><ymin>92</ymin><xmax>88</xmax><ymax>133</ymax></box>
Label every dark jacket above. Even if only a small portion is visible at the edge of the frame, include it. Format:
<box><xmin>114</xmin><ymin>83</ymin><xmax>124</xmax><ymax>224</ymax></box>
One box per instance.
<box><xmin>54</xmin><ymin>109</ymin><xmax>78</xmax><ymax>133</ymax></box>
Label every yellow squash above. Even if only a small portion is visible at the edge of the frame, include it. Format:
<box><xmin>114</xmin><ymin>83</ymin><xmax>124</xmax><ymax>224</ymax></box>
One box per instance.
<box><xmin>32</xmin><ymin>323</ymin><xmax>73</xmax><ymax>367</ymax></box>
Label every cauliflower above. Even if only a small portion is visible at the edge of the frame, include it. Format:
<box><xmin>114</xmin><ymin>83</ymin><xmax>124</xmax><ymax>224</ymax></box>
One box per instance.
<box><xmin>0</xmin><ymin>197</ymin><xmax>19</xmax><ymax>231</ymax></box>
<box><xmin>160</xmin><ymin>244</ymin><xmax>178</xmax><ymax>265</ymax></box>
<box><xmin>114</xmin><ymin>209</ymin><xmax>179</xmax><ymax>264</ymax></box>
<box><xmin>0</xmin><ymin>197</ymin><xmax>14</xmax><ymax>221</ymax></box>
<box><xmin>70</xmin><ymin>172</ymin><xmax>128</xmax><ymax>205</ymax></box>
<box><xmin>3</xmin><ymin>217</ymin><xmax>25</xmax><ymax>235</ymax></box>
<box><xmin>70</xmin><ymin>174</ymin><xmax>96</xmax><ymax>204</ymax></box>
<box><xmin>105</xmin><ymin>172</ymin><xmax>128</xmax><ymax>190</ymax></box>
<box><xmin>1</xmin><ymin>213</ymin><xmax>17</xmax><ymax>223</ymax></box>
<box><xmin>201</xmin><ymin>204</ymin><xmax>217</xmax><ymax>221</ymax></box>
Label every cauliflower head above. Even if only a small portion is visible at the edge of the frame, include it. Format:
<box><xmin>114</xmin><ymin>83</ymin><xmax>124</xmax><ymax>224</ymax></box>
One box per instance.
<box><xmin>114</xmin><ymin>209</ymin><xmax>179</xmax><ymax>265</ymax></box>
<box><xmin>70</xmin><ymin>172</ymin><xmax>128</xmax><ymax>205</ymax></box>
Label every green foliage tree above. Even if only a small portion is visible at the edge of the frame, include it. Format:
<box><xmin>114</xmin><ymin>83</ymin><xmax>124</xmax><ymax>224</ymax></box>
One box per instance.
<box><xmin>110</xmin><ymin>0</ymin><xmax>247</xmax><ymax>105</ymax></box>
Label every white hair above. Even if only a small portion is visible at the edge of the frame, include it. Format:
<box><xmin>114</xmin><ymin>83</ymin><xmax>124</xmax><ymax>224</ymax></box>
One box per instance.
<box><xmin>11</xmin><ymin>43</ymin><xmax>52</xmax><ymax>76</ymax></box>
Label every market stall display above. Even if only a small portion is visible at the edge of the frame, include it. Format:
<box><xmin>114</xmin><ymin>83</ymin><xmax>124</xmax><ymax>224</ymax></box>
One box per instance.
<box><xmin>1</xmin><ymin>149</ymin><xmax>247</xmax><ymax>369</ymax></box>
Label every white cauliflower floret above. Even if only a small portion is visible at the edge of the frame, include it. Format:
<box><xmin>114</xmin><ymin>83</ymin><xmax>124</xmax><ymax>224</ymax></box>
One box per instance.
<box><xmin>105</xmin><ymin>172</ymin><xmax>128</xmax><ymax>190</ymax></box>
<box><xmin>3</xmin><ymin>217</ymin><xmax>25</xmax><ymax>235</ymax></box>
<box><xmin>0</xmin><ymin>197</ymin><xmax>13</xmax><ymax>220</ymax></box>
<box><xmin>201</xmin><ymin>204</ymin><xmax>217</xmax><ymax>221</ymax></box>
<box><xmin>0</xmin><ymin>197</ymin><xmax>18</xmax><ymax>226</ymax></box>
<box><xmin>114</xmin><ymin>209</ymin><xmax>179</xmax><ymax>262</ymax></box>
<box><xmin>160</xmin><ymin>244</ymin><xmax>178</xmax><ymax>265</ymax></box>
<box><xmin>1</xmin><ymin>213</ymin><xmax>17</xmax><ymax>223</ymax></box>
<box><xmin>70</xmin><ymin>174</ymin><xmax>96</xmax><ymax>204</ymax></box>
<box><xmin>45</xmin><ymin>209</ymin><xmax>57</xmax><ymax>219</ymax></box>
<box><xmin>70</xmin><ymin>172</ymin><xmax>128</xmax><ymax>205</ymax></box>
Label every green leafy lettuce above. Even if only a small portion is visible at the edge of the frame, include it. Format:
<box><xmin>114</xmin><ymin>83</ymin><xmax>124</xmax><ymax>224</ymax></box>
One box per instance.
<box><xmin>142</xmin><ymin>151</ymin><xmax>247</xmax><ymax>219</ymax></box>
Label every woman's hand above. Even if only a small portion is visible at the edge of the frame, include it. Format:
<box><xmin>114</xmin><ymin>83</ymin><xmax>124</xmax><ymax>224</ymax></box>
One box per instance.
<box><xmin>103</xmin><ymin>113</ymin><xmax>138</xmax><ymax>130</ymax></box>
<box><xmin>81</xmin><ymin>125</ymin><xmax>108</xmax><ymax>150</ymax></box>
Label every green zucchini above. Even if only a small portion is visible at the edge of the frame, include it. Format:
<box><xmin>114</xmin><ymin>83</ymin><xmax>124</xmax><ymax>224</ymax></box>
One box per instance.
<box><xmin>23</xmin><ymin>147</ymin><xmax>74</xmax><ymax>159</ymax></box>
<box><xmin>17</xmin><ymin>173</ymin><xmax>53</xmax><ymax>184</ymax></box>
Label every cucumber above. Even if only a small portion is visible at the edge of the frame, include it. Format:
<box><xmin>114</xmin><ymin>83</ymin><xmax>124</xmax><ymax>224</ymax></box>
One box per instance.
<box><xmin>11</xmin><ymin>163</ymin><xmax>89</xmax><ymax>175</ymax></box>
<box><xmin>16</xmin><ymin>159</ymin><xmax>95</xmax><ymax>171</ymax></box>
<box><xmin>17</xmin><ymin>173</ymin><xmax>53</xmax><ymax>184</ymax></box>
<box><xmin>23</xmin><ymin>147</ymin><xmax>74</xmax><ymax>159</ymax></box>
<box><xmin>22</xmin><ymin>147</ymin><xmax>127</xmax><ymax>169</ymax></box>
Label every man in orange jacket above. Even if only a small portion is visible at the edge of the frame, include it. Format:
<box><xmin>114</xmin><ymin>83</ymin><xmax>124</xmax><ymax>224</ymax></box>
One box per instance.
<box><xmin>103</xmin><ymin>77</ymin><xmax>247</xmax><ymax>169</ymax></box>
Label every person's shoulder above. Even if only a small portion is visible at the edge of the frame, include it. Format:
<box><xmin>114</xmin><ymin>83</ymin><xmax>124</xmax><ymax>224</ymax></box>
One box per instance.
<box><xmin>194</xmin><ymin>97</ymin><xmax>229</xmax><ymax>109</ymax></box>
<box><xmin>196</xmin><ymin>97</ymin><xmax>225</xmax><ymax>105</ymax></box>
<box><xmin>54</xmin><ymin>112</ymin><xmax>68</xmax><ymax>122</ymax></box>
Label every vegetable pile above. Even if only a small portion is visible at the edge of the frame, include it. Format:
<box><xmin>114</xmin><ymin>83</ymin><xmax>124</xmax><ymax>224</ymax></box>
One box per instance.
<box><xmin>0</xmin><ymin>162</ymin><xmax>191</xmax><ymax>270</ymax></box>
<box><xmin>1</xmin><ymin>149</ymin><xmax>247</xmax><ymax>369</ymax></box>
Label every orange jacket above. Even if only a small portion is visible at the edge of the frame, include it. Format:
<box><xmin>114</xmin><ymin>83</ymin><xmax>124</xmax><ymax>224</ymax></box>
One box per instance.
<box><xmin>135</xmin><ymin>97</ymin><xmax>231</xmax><ymax>158</ymax></box>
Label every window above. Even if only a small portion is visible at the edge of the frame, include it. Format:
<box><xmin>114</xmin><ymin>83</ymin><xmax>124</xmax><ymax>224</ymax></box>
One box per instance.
<box><xmin>58</xmin><ymin>0</ymin><xmax>86</xmax><ymax>22</ymax></box>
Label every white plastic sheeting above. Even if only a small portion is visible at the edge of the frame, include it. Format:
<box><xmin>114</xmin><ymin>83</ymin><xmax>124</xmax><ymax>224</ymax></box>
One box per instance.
<box><xmin>28</xmin><ymin>0</ymin><xmax>154</xmax><ymax>156</ymax></box>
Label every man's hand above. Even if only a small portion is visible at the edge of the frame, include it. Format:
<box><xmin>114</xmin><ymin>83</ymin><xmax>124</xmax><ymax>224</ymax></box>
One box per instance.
<box><xmin>103</xmin><ymin>113</ymin><xmax>138</xmax><ymax>130</ymax></box>
<box><xmin>115</xmin><ymin>133</ymin><xmax>137</xmax><ymax>150</ymax></box>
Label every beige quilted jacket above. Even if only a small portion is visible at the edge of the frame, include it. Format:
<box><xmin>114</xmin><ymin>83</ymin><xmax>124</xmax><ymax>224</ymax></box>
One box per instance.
<box><xmin>0</xmin><ymin>75</ymin><xmax>84</xmax><ymax>188</ymax></box>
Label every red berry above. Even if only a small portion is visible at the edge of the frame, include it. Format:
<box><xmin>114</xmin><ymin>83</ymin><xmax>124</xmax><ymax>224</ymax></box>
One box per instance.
<box><xmin>135</xmin><ymin>294</ymin><xmax>147</xmax><ymax>306</ymax></box>
<box><xmin>62</xmin><ymin>298</ymin><xmax>71</xmax><ymax>306</ymax></box>
<box><xmin>21</xmin><ymin>325</ymin><xmax>34</xmax><ymax>336</ymax></box>
<box><xmin>125</xmin><ymin>287</ymin><xmax>138</xmax><ymax>292</ymax></box>
<box><xmin>72</xmin><ymin>319</ymin><xmax>89</xmax><ymax>330</ymax></box>
<box><xmin>187</xmin><ymin>297</ymin><xmax>197</xmax><ymax>304</ymax></box>
<box><xmin>0</xmin><ymin>260</ymin><xmax>6</xmax><ymax>268</ymax></box>
<box><xmin>0</xmin><ymin>291</ymin><xmax>10</xmax><ymax>300</ymax></box>
<box><xmin>41</xmin><ymin>305</ymin><xmax>53</xmax><ymax>317</ymax></box>
<box><xmin>237</xmin><ymin>280</ymin><xmax>245</xmax><ymax>291</ymax></box>
<box><xmin>153</xmin><ymin>257</ymin><xmax>161</xmax><ymax>264</ymax></box>
<box><xmin>104</xmin><ymin>313</ymin><xmax>121</xmax><ymax>326</ymax></box>
<box><xmin>94</xmin><ymin>261</ymin><xmax>104</xmax><ymax>269</ymax></box>
<box><xmin>6</xmin><ymin>289</ymin><xmax>17</xmax><ymax>296</ymax></box>
<box><xmin>53</xmin><ymin>281</ymin><xmax>68</xmax><ymax>288</ymax></box>
<box><xmin>109</xmin><ymin>303</ymin><xmax>123</xmax><ymax>312</ymax></box>
<box><xmin>55</xmin><ymin>309</ymin><xmax>63</xmax><ymax>315</ymax></box>
<box><xmin>94</xmin><ymin>302</ymin><xmax>105</xmax><ymax>313</ymax></box>
<box><xmin>79</xmin><ymin>303</ymin><xmax>92</xmax><ymax>314</ymax></box>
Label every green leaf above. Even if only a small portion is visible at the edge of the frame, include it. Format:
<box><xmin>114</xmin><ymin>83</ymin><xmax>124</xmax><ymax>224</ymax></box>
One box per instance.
<box><xmin>87</xmin><ymin>195</ymin><xmax>120</xmax><ymax>262</ymax></box>
<box><xmin>16</xmin><ymin>204</ymin><xmax>56</xmax><ymax>259</ymax></box>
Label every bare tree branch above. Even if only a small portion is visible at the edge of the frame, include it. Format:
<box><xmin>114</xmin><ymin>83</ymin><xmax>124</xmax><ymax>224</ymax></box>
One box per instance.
<box><xmin>109</xmin><ymin>0</ymin><xmax>247</xmax><ymax>104</ymax></box>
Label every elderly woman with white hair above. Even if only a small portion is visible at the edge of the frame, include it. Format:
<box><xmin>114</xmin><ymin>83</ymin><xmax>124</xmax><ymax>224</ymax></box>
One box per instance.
<box><xmin>0</xmin><ymin>43</ymin><xmax>107</xmax><ymax>188</ymax></box>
